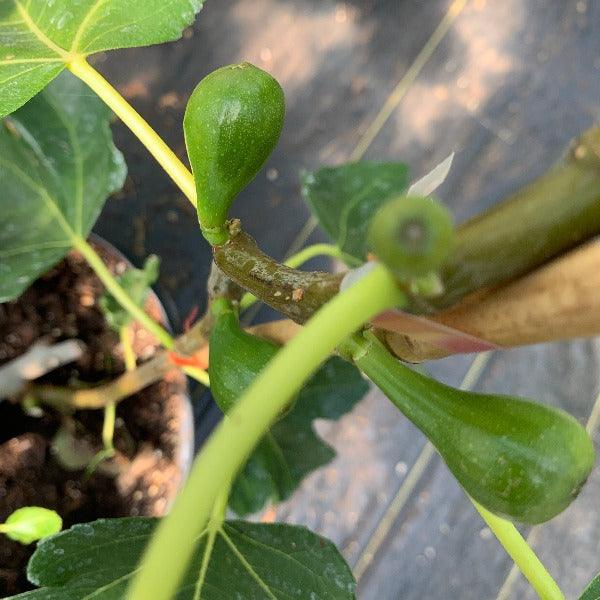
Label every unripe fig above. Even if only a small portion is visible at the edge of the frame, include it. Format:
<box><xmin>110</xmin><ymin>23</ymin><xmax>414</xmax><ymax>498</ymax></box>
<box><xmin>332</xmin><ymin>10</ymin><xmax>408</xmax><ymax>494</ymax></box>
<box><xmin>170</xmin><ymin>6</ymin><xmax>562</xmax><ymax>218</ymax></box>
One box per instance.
<box><xmin>184</xmin><ymin>63</ymin><xmax>285</xmax><ymax>245</ymax></box>
<box><xmin>348</xmin><ymin>333</ymin><xmax>595</xmax><ymax>524</ymax></box>
<box><xmin>209</xmin><ymin>299</ymin><xmax>295</xmax><ymax>417</ymax></box>
<box><xmin>367</xmin><ymin>195</ymin><xmax>455</xmax><ymax>280</ymax></box>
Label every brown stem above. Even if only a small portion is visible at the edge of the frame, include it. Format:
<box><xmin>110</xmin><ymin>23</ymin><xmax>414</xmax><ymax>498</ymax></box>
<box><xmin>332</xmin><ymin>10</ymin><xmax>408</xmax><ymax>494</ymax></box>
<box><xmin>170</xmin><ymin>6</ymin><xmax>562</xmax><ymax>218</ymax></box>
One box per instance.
<box><xmin>29</xmin><ymin>315</ymin><xmax>213</xmax><ymax>410</ymax></box>
<box><xmin>27</xmin><ymin>312</ymin><xmax>297</xmax><ymax>411</ymax></box>
<box><xmin>28</xmin><ymin>354</ymin><xmax>173</xmax><ymax>410</ymax></box>
<box><xmin>213</xmin><ymin>230</ymin><xmax>343</xmax><ymax>323</ymax></box>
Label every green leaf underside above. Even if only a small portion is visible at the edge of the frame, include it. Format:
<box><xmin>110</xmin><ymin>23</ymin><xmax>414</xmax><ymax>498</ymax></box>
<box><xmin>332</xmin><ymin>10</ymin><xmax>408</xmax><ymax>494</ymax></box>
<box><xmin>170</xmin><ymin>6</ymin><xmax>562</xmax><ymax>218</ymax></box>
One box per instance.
<box><xmin>301</xmin><ymin>161</ymin><xmax>410</xmax><ymax>263</ymax></box>
<box><xmin>579</xmin><ymin>572</ymin><xmax>600</xmax><ymax>600</ymax></box>
<box><xmin>229</xmin><ymin>357</ymin><xmax>369</xmax><ymax>516</ymax></box>
<box><xmin>10</xmin><ymin>517</ymin><xmax>355</xmax><ymax>599</ymax></box>
<box><xmin>0</xmin><ymin>0</ymin><xmax>204</xmax><ymax>118</ymax></box>
<box><xmin>0</xmin><ymin>70</ymin><xmax>126</xmax><ymax>301</ymax></box>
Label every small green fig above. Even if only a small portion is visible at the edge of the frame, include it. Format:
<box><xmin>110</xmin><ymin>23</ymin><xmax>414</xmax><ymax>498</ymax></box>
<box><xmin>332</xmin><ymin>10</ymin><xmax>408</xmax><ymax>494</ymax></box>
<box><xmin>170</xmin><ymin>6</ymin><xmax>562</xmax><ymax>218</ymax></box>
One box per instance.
<box><xmin>367</xmin><ymin>195</ymin><xmax>455</xmax><ymax>280</ymax></box>
<box><xmin>209</xmin><ymin>299</ymin><xmax>295</xmax><ymax>416</ymax></box>
<box><xmin>184</xmin><ymin>63</ymin><xmax>285</xmax><ymax>246</ymax></box>
<box><xmin>347</xmin><ymin>333</ymin><xmax>595</xmax><ymax>524</ymax></box>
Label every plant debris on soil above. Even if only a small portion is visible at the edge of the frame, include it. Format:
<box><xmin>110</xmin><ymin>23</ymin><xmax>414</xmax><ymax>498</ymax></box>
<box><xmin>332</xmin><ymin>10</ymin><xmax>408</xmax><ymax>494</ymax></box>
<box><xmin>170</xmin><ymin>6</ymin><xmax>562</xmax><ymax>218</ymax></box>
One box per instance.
<box><xmin>0</xmin><ymin>244</ymin><xmax>188</xmax><ymax>595</ymax></box>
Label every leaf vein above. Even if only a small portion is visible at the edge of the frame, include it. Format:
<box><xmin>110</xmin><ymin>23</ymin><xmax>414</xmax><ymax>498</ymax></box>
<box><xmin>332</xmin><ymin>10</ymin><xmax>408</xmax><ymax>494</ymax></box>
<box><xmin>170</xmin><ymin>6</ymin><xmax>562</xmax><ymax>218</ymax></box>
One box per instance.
<box><xmin>81</xmin><ymin>569</ymin><xmax>139</xmax><ymax>599</ymax></box>
<box><xmin>70</xmin><ymin>0</ymin><xmax>109</xmax><ymax>53</ymax></box>
<box><xmin>0</xmin><ymin>62</ymin><xmax>58</xmax><ymax>87</ymax></box>
<box><xmin>0</xmin><ymin>241</ymin><xmax>70</xmax><ymax>258</ymax></box>
<box><xmin>0</xmin><ymin>157</ymin><xmax>74</xmax><ymax>240</ymax></box>
<box><xmin>43</xmin><ymin>91</ymin><xmax>85</xmax><ymax>233</ymax></box>
<box><xmin>12</xmin><ymin>0</ymin><xmax>69</xmax><ymax>60</ymax></box>
<box><xmin>0</xmin><ymin>58</ymin><xmax>63</xmax><ymax>66</ymax></box>
<box><xmin>219</xmin><ymin>528</ymin><xmax>279</xmax><ymax>600</ymax></box>
<box><xmin>225</xmin><ymin>525</ymin><xmax>331</xmax><ymax>586</ymax></box>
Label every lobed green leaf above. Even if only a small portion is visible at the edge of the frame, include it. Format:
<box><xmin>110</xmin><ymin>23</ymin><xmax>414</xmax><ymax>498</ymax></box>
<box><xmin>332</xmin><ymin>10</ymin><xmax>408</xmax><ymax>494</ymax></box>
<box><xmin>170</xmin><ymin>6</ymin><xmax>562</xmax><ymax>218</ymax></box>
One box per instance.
<box><xmin>301</xmin><ymin>161</ymin><xmax>410</xmax><ymax>263</ymax></box>
<box><xmin>229</xmin><ymin>357</ymin><xmax>368</xmax><ymax>516</ymax></box>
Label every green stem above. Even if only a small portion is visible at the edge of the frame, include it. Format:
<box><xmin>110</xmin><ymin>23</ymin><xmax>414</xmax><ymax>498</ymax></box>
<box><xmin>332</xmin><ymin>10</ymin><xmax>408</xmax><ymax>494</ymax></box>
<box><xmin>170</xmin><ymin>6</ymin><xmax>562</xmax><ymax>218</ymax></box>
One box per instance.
<box><xmin>180</xmin><ymin>365</ymin><xmax>211</xmax><ymax>387</ymax></box>
<box><xmin>284</xmin><ymin>243</ymin><xmax>361</xmax><ymax>269</ymax></box>
<box><xmin>68</xmin><ymin>58</ymin><xmax>197</xmax><ymax>206</ymax></box>
<box><xmin>127</xmin><ymin>264</ymin><xmax>404</xmax><ymax>600</ymax></box>
<box><xmin>88</xmin><ymin>324</ymin><xmax>136</xmax><ymax>475</ymax></box>
<box><xmin>120</xmin><ymin>325</ymin><xmax>137</xmax><ymax>372</ymax></box>
<box><xmin>341</xmin><ymin>333</ymin><xmax>566</xmax><ymax>600</ymax></box>
<box><xmin>240</xmin><ymin>242</ymin><xmax>361</xmax><ymax>310</ymax></box>
<box><xmin>473</xmin><ymin>502</ymin><xmax>565</xmax><ymax>600</ymax></box>
<box><xmin>194</xmin><ymin>488</ymin><xmax>229</xmax><ymax>600</ymax></box>
<box><xmin>71</xmin><ymin>236</ymin><xmax>174</xmax><ymax>349</ymax></box>
<box><xmin>99</xmin><ymin>325</ymin><xmax>135</xmax><ymax>453</ymax></box>
<box><xmin>101</xmin><ymin>401</ymin><xmax>116</xmax><ymax>454</ymax></box>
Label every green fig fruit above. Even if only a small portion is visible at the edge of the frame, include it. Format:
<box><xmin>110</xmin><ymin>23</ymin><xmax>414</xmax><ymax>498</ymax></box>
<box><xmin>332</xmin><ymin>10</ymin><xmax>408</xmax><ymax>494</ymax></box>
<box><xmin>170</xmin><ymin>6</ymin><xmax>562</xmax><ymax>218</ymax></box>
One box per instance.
<box><xmin>344</xmin><ymin>333</ymin><xmax>595</xmax><ymax>524</ymax></box>
<box><xmin>184</xmin><ymin>63</ymin><xmax>285</xmax><ymax>246</ymax></box>
<box><xmin>367</xmin><ymin>195</ymin><xmax>455</xmax><ymax>280</ymax></box>
<box><xmin>209</xmin><ymin>298</ymin><xmax>294</xmax><ymax>416</ymax></box>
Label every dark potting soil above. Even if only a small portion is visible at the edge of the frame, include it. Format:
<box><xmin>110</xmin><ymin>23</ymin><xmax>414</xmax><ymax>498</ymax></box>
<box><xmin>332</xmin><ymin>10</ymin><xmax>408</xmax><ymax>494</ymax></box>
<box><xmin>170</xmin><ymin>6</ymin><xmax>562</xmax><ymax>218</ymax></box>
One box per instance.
<box><xmin>0</xmin><ymin>245</ymin><xmax>187</xmax><ymax>595</ymax></box>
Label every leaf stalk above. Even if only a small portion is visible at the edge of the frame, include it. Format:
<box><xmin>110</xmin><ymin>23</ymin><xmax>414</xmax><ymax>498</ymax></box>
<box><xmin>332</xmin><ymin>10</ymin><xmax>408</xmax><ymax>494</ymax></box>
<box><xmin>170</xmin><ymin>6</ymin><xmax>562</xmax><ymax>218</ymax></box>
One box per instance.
<box><xmin>67</xmin><ymin>57</ymin><xmax>197</xmax><ymax>206</ymax></box>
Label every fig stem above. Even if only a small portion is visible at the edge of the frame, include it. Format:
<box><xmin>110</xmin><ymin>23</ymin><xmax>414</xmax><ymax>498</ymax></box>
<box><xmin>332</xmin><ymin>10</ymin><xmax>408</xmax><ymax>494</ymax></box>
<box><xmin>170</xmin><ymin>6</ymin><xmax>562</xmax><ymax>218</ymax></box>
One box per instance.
<box><xmin>71</xmin><ymin>236</ymin><xmax>175</xmax><ymax>349</ymax></box>
<box><xmin>473</xmin><ymin>502</ymin><xmax>565</xmax><ymax>600</ymax></box>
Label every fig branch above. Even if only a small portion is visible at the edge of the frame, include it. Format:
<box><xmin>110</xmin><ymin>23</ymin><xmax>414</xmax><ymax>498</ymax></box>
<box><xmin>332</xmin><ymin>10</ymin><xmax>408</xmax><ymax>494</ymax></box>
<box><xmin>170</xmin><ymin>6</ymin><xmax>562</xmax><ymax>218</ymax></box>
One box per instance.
<box><xmin>429</xmin><ymin>126</ymin><xmax>600</xmax><ymax>311</ymax></box>
<box><xmin>239</xmin><ymin>242</ymin><xmax>361</xmax><ymax>310</ymax></box>
<box><xmin>214</xmin><ymin>230</ymin><xmax>343</xmax><ymax>323</ymax></box>
<box><xmin>27</xmin><ymin>311</ymin><xmax>212</xmax><ymax>411</ymax></box>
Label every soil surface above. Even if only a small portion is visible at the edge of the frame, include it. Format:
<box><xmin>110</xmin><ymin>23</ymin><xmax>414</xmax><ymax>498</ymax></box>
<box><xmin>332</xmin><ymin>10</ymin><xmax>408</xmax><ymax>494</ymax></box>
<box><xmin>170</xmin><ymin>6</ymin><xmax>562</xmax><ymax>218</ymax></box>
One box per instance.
<box><xmin>0</xmin><ymin>244</ymin><xmax>188</xmax><ymax>596</ymax></box>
